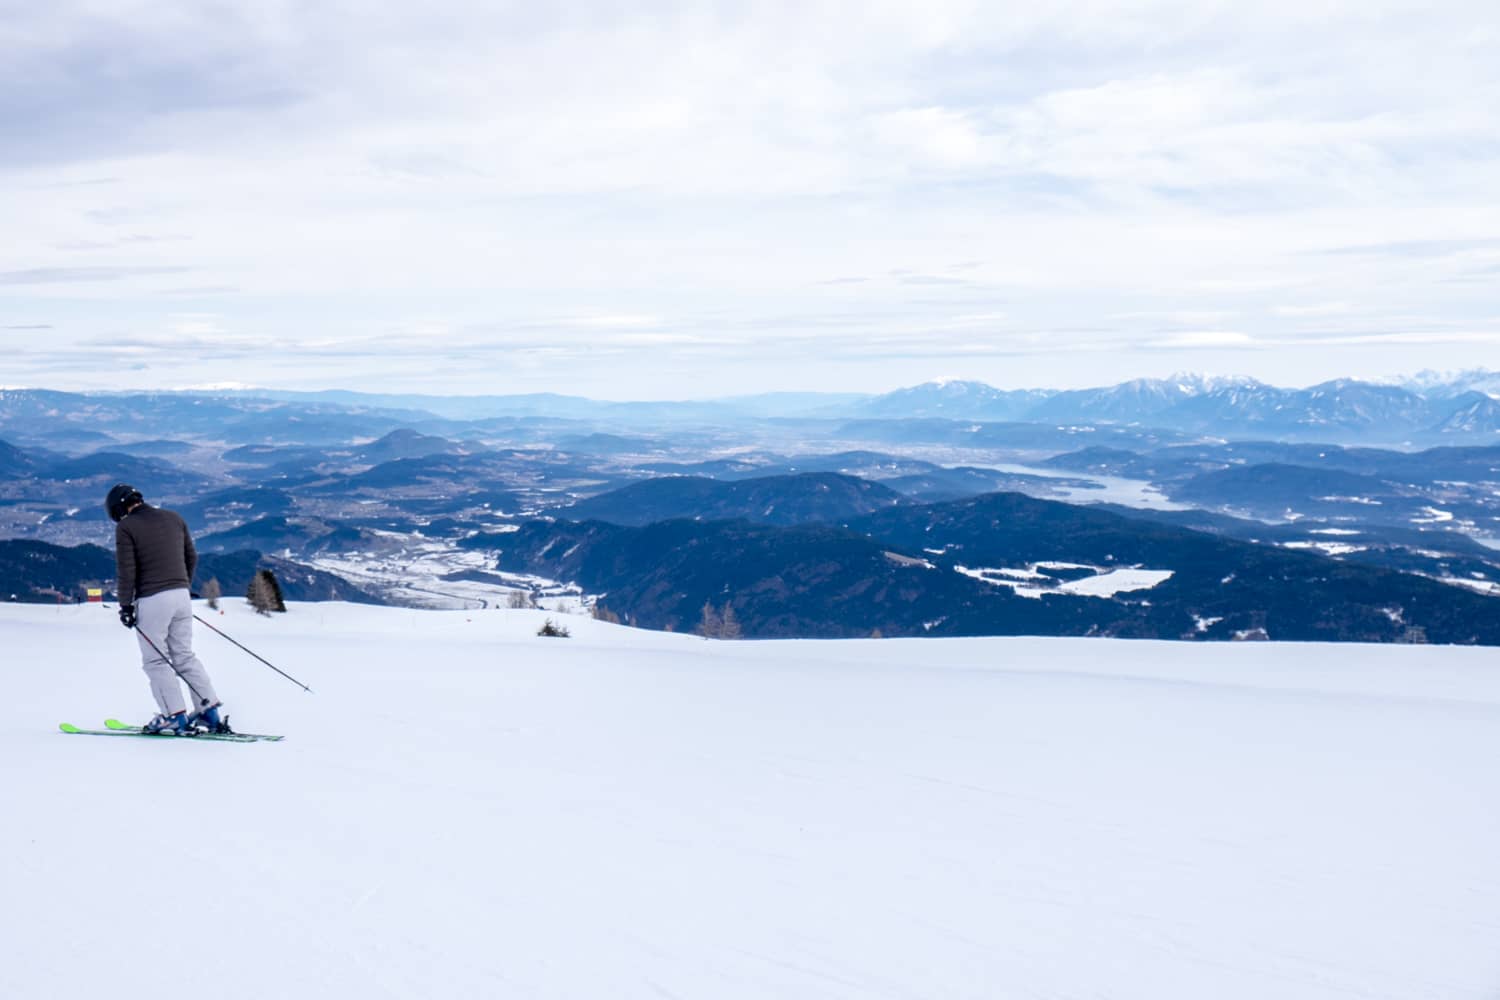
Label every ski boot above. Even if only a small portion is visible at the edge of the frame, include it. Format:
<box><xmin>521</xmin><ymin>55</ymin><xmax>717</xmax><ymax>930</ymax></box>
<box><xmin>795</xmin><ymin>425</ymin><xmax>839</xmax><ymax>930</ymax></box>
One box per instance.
<box><xmin>186</xmin><ymin>703</ymin><xmax>233</xmax><ymax>735</ymax></box>
<box><xmin>142</xmin><ymin>711</ymin><xmax>193</xmax><ymax>736</ymax></box>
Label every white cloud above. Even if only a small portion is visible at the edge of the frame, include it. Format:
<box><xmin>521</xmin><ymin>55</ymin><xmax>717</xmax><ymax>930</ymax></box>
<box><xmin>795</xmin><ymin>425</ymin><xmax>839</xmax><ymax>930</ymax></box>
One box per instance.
<box><xmin>873</xmin><ymin>107</ymin><xmax>985</xmax><ymax>169</ymax></box>
<box><xmin>566</xmin><ymin>314</ymin><xmax>664</xmax><ymax>329</ymax></box>
<box><xmin>3</xmin><ymin>0</ymin><xmax>1500</xmax><ymax>394</ymax></box>
<box><xmin>1273</xmin><ymin>302</ymin><xmax>1355</xmax><ymax>317</ymax></box>
<box><xmin>169</xmin><ymin>313</ymin><xmax>225</xmax><ymax>336</ymax></box>
<box><xmin>1147</xmin><ymin>331</ymin><xmax>1258</xmax><ymax>349</ymax></box>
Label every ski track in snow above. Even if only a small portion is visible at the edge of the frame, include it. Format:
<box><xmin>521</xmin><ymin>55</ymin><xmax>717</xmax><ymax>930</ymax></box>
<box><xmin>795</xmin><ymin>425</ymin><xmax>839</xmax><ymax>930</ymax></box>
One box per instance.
<box><xmin>5</xmin><ymin>600</ymin><xmax>1500</xmax><ymax>1000</ymax></box>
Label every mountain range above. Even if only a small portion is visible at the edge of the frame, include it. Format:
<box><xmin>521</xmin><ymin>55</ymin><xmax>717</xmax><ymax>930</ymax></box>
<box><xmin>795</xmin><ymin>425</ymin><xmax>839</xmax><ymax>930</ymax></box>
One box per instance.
<box><xmin>8</xmin><ymin>371</ymin><xmax>1500</xmax><ymax>448</ymax></box>
<box><xmin>842</xmin><ymin>376</ymin><xmax>1500</xmax><ymax>442</ymax></box>
<box><xmin>5</xmin><ymin>376</ymin><xmax>1500</xmax><ymax>642</ymax></box>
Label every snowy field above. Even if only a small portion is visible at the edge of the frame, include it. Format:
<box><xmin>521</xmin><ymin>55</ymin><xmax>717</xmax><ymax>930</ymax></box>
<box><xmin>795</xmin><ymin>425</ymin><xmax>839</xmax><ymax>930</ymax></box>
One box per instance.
<box><xmin>4</xmin><ymin>600</ymin><xmax>1500</xmax><ymax>999</ymax></box>
<box><xmin>955</xmin><ymin>562</ymin><xmax>1175</xmax><ymax>599</ymax></box>
<box><xmin>302</xmin><ymin>532</ymin><xmax>583</xmax><ymax>611</ymax></box>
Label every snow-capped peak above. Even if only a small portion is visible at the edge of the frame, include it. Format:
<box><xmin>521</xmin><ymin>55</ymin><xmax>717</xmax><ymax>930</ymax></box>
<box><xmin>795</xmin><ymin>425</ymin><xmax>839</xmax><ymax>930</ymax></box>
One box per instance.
<box><xmin>919</xmin><ymin>377</ymin><xmax>980</xmax><ymax>393</ymax></box>
<box><xmin>1162</xmin><ymin>372</ymin><xmax>1265</xmax><ymax>394</ymax></box>
<box><xmin>1382</xmin><ymin>368</ymin><xmax>1500</xmax><ymax>399</ymax></box>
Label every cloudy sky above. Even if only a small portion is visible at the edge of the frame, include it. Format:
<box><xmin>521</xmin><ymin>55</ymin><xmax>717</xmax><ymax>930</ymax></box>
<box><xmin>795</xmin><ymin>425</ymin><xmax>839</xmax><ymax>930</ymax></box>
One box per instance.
<box><xmin>3</xmin><ymin>1</ymin><xmax>1499</xmax><ymax>398</ymax></box>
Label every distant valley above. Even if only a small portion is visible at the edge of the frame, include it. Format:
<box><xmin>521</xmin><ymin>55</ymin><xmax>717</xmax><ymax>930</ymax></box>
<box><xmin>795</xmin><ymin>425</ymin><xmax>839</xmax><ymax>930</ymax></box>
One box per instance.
<box><xmin>3</xmin><ymin>373</ymin><xmax>1500</xmax><ymax>642</ymax></box>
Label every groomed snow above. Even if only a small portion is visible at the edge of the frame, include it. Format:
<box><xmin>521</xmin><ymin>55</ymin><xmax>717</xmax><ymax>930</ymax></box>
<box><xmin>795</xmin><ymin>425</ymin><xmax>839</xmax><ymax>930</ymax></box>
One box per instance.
<box><xmin>5</xmin><ymin>600</ymin><xmax>1500</xmax><ymax>999</ymax></box>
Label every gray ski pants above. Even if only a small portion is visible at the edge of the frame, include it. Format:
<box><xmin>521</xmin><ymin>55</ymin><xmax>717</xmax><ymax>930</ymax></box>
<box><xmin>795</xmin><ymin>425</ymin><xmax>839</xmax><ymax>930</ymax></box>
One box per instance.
<box><xmin>135</xmin><ymin>588</ymin><xmax>219</xmax><ymax>716</ymax></box>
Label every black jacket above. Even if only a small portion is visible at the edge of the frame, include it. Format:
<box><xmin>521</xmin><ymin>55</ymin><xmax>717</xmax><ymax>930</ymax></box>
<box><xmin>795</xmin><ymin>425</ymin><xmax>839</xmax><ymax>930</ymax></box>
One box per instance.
<box><xmin>114</xmin><ymin>505</ymin><xmax>197</xmax><ymax>606</ymax></box>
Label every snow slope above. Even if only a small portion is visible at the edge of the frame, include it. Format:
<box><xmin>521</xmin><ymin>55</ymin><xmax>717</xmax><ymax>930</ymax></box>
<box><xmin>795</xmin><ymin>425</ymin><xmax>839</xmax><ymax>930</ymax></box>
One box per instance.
<box><xmin>4</xmin><ymin>600</ymin><xmax>1499</xmax><ymax>999</ymax></box>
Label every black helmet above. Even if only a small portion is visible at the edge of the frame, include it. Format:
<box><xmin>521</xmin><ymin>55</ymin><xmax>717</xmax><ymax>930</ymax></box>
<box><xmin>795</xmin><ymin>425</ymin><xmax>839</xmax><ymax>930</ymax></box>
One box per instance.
<box><xmin>105</xmin><ymin>483</ymin><xmax>143</xmax><ymax>522</ymax></box>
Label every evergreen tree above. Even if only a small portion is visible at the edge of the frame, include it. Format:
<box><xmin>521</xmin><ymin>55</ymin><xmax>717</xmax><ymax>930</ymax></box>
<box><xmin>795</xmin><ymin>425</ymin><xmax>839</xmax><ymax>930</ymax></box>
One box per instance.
<box><xmin>202</xmin><ymin>577</ymin><xmax>222</xmax><ymax>610</ymax></box>
<box><xmin>262</xmin><ymin>569</ymin><xmax>286</xmax><ymax>612</ymax></box>
<box><xmin>247</xmin><ymin>569</ymin><xmax>287</xmax><ymax>615</ymax></box>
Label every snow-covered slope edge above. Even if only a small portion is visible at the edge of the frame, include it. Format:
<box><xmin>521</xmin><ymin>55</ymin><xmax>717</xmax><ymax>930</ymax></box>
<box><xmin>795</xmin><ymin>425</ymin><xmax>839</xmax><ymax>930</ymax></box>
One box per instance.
<box><xmin>5</xmin><ymin>600</ymin><xmax>1499</xmax><ymax>1000</ymax></box>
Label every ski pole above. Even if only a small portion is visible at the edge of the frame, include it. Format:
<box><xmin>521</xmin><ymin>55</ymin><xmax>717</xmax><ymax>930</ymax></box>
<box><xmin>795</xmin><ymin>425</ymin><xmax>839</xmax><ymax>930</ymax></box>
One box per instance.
<box><xmin>193</xmin><ymin>614</ymin><xmax>314</xmax><ymax>693</ymax></box>
<box><xmin>134</xmin><ymin>625</ymin><xmax>213</xmax><ymax>709</ymax></box>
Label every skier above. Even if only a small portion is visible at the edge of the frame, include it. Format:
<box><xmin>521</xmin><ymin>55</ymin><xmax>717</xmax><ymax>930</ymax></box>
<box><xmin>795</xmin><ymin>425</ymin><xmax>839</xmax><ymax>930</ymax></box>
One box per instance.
<box><xmin>107</xmin><ymin>483</ymin><xmax>230</xmax><ymax>735</ymax></box>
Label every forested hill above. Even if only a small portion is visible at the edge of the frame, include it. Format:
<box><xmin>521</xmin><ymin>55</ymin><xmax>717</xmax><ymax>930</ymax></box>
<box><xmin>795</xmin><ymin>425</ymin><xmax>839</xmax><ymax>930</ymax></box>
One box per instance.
<box><xmin>0</xmin><ymin>540</ymin><xmax>375</xmax><ymax>605</ymax></box>
<box><xmin>464</xmin><ymin>490</ymin><xmax>1496</xmax><ymax>643</ymax></box>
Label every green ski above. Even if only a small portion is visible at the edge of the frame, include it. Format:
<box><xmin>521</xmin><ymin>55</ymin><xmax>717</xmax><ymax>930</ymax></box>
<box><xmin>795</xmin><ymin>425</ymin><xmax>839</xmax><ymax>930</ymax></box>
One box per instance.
<box><xmin>104</xmin><ymin>718</ymin><xmax>284</xmax><ymax>742</ymax></box>
<box><xmin>58</xmin><ymin>722</ymin><xmax>278</xmax><ymax>743</ymax></box>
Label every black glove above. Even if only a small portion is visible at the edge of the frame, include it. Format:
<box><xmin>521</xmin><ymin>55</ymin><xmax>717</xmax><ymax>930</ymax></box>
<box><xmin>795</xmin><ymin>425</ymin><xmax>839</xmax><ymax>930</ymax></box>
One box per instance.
<box><xmin>119</xmin><ymin>604</ymin><xmax>137</xmax><ymax>629</ymax></box>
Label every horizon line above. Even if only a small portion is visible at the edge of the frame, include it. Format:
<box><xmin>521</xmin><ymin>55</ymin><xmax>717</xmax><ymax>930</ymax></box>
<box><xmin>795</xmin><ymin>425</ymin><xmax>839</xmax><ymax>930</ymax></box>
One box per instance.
<box><xmin>5</xmin><ymin>368</ymin><xmax>1500</xmax><ymax>403</ymax></box>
